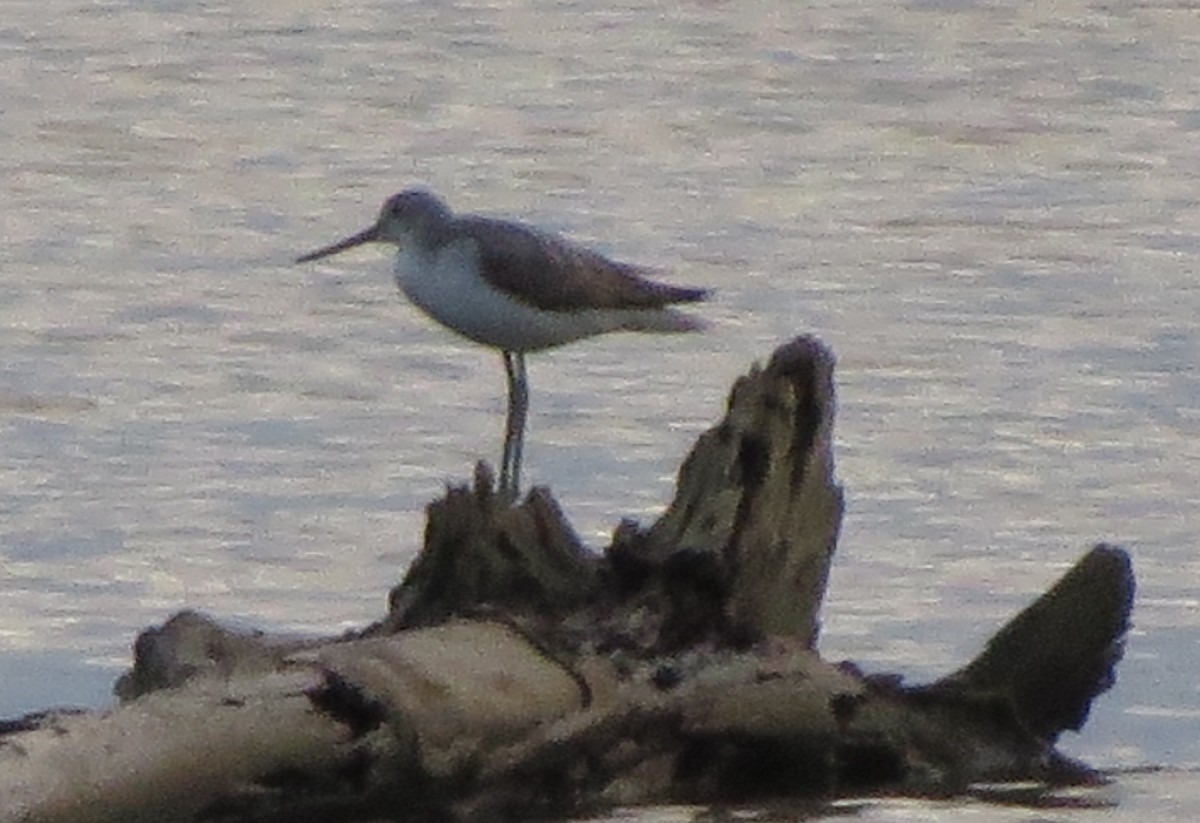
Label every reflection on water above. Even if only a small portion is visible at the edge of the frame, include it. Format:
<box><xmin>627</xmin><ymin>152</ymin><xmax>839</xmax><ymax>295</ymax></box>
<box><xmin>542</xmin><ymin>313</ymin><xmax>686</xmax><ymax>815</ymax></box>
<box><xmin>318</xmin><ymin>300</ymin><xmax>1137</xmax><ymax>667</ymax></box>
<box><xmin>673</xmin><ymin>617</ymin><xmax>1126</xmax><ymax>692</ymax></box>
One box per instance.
<box><xmin>2</xmin><ymin>0</ymin><xmax>1199</xmax><ymax>816</ymax></box>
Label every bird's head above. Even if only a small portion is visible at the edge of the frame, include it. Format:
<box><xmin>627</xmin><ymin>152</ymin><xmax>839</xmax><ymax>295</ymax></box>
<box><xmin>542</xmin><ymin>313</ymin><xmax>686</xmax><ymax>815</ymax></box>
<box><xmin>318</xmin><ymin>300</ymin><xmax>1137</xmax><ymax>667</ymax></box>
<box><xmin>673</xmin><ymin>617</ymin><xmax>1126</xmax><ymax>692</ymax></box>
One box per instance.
<box><xmin>296</xmin><ymin>188</ymin><xmax>453</xmax><ymax>263</ymax></box>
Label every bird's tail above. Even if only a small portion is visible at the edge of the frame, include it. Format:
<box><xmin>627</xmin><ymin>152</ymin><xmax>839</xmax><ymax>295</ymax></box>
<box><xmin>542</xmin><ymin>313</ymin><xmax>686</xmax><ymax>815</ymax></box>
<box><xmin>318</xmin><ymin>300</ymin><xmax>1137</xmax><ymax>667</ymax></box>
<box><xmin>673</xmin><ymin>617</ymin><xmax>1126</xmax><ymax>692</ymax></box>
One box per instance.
<box><xmin>622</xmin><ymin>307</ymin><xmax>709</xmax><ymax>334</ymax></box>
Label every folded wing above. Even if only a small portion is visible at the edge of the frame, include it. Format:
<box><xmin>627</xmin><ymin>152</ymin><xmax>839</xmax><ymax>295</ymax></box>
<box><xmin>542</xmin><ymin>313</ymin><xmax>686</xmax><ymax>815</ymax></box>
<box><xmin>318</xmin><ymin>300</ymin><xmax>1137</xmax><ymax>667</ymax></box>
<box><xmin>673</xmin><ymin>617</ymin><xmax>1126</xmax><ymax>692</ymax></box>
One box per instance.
<box><xmin>461</xmin><ymin>217</ymin><xmax>708</xmax><ymax>313</ymax></box>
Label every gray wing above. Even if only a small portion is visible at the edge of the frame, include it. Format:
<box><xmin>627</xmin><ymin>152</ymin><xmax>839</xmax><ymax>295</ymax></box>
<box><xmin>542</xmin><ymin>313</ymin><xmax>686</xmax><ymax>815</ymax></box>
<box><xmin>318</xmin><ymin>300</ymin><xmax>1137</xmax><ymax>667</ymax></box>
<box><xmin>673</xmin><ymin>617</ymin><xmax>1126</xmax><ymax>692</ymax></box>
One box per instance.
<box><xmin>458</xmin><ymin>217</ymin><xmax>708</xmax><ymax>313</ymax></box>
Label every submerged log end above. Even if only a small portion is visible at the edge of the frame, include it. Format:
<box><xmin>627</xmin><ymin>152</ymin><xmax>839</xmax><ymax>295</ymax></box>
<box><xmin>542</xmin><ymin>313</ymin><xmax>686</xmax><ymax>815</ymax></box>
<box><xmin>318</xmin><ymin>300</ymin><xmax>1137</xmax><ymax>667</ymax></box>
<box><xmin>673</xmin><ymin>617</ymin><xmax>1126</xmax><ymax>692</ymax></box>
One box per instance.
<box><xmin>930</xmin><ymin>543</ymin><xmax>1135</xmax><ymax>742</ymax></box>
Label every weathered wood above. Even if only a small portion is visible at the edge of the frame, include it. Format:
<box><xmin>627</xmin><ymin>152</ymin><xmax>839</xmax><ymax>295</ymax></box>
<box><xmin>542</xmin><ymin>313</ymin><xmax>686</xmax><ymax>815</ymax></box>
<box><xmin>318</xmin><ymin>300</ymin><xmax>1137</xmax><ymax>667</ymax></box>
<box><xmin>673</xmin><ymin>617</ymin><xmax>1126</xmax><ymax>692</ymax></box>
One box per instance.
<box><xmin>382</xmin><ymin>337</ymin><xmax>841</xmax><ymax>652</ymax></box>
<box><xmin>113</xmin><ymin>609</ymin><xmax>320</xmax><ymax>701</ymax></box>
<box><xmin>0</xmin><ymin>622</ymin><xmax>590</xmax><ymax>823</ymax></box>
<box><xmin>931</xmin><ymin>543</ymin><xmax>1135</xmax><ymax>741</ymax></box>
<box><xmin>441</xmin><ymin>540</ymin><xmax>1134</xmax><ymax>818</ymax></box>
<box><xmin>379</xmin><ymin>462</ymin><xmax>599</xmax><ymax>633</ymax></box>
<box><xmin>641</xmin><ymin>336</ymin><xmax>843</xmax><ymax>646</ymax></box>
<box><xmin>0</xmin><ymin>337</ymin><xmax>1136</xmax><ymax>823</ymax></box>
<box><xmin>2</xmin><ymin>668</ymin><xmax>352</xmax><ymax>823</ymax></box>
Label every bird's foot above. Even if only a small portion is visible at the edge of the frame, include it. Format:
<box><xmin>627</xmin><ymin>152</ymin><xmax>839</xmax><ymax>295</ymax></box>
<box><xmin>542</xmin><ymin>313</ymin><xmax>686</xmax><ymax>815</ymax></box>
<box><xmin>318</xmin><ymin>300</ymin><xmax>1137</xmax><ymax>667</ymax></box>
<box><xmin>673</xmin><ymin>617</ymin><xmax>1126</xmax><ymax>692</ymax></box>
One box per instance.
<box><xmin>475</xmin><ymin>460</ymin><xmax>519</xmax><ymax>507</ymax></box>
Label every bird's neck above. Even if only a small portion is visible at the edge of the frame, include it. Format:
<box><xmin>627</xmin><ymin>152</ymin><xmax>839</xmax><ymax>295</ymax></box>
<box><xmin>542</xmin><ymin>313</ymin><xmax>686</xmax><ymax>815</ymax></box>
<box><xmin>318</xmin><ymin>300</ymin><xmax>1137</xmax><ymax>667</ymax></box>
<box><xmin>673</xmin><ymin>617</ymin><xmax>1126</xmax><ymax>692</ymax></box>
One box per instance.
<box><xmin>406</xmin><ymin>215</ymin><xmax>458</xmax><ymax>255</ymax></box>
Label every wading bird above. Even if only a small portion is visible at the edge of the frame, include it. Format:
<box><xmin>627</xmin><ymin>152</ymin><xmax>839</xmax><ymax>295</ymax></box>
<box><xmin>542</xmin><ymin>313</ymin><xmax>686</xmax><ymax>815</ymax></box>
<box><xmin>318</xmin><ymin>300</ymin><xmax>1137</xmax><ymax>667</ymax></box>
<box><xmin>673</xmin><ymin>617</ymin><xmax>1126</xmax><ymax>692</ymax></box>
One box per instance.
<box><xmin>297</xmin><ymin>188</ymin><xmax>708</xmax><ymax>501</ymax></box>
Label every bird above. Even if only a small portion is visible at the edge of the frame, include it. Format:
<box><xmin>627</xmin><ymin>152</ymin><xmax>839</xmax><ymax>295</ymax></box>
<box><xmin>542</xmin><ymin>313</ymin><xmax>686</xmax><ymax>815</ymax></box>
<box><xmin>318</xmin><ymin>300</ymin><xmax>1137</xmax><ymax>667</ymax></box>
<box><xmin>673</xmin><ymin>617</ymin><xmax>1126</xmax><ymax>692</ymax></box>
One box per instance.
<box><xmin>296</xmin><ymin>188</ymin><xmax>709</xmax><ymax>502</ymax></box>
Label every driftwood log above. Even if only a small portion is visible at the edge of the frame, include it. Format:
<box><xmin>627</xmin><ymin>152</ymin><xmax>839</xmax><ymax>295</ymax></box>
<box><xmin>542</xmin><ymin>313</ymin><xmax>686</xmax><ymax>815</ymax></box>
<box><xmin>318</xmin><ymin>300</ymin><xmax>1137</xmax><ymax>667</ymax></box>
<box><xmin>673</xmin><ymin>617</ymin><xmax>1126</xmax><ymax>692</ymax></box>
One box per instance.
<box><xmin>0</xmin><ymin>337</ymin><xmax>1134</xmax><ymax>823</ymax></box>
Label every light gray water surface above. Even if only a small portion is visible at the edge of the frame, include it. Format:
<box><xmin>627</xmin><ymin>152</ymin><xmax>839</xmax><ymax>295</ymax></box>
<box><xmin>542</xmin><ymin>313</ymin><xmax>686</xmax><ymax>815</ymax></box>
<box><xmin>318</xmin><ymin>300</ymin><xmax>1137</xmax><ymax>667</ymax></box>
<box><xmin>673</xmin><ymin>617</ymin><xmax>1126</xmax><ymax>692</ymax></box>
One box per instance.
<box><xmin>2</xmin><ymin>1</ymin><xmax>1198</xmax><ymax>819</ymax></box>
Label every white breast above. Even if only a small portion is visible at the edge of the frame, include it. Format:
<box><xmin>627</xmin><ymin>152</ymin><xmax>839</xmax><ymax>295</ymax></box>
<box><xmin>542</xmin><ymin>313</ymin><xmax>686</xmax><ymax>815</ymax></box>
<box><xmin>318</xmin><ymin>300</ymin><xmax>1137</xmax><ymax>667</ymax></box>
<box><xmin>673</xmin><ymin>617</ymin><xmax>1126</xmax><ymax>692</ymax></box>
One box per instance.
<box><xmin>391</xmin><ymin>238</ymin><xmax>640</xmax><ymax>352</ymax></box>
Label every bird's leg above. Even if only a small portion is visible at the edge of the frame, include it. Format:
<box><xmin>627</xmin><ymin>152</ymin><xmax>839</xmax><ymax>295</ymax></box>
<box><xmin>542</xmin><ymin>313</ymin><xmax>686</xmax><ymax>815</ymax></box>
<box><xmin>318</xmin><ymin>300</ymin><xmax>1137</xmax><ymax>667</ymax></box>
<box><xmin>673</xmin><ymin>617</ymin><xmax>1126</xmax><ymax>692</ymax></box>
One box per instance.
<box><xmin>500</xmin><ymin>352</ymin><xmax>516</xmax><ymax>498</ymax></box>
<box><xmin>500</xmin><ymin>351</ymin><xmax>529</xmax><ymax>502</ymax></box>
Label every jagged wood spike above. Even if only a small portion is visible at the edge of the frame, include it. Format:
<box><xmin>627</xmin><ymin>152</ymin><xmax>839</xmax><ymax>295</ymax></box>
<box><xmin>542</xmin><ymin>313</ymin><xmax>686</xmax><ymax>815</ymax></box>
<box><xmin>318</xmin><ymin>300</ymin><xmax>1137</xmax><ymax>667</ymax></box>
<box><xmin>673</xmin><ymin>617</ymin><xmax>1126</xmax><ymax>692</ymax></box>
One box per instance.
<box><xmin>636</xmin><ymin>335</ymin><xmax>844</xmax><ymax>647</ymax></box>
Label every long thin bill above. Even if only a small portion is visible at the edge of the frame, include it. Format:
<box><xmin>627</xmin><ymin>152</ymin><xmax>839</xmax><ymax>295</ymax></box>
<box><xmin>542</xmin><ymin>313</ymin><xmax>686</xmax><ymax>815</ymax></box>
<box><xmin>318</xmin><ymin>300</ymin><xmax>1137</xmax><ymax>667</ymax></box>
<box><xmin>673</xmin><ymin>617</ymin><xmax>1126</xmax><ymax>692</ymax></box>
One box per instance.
<box><xmin>295</xmin><ymin>224</ymin><xmax>380</xmax><ymax>263</ymax></box>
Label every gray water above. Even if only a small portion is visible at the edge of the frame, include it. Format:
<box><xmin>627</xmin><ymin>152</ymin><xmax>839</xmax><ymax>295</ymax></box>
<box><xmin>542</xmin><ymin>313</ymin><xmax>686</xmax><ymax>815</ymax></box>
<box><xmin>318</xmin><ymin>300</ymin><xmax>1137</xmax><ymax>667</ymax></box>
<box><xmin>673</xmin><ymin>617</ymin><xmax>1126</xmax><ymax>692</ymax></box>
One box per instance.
<box><xmin>2</xmin><ymin>0</ymin><xmax>1198</xmax><ymax>819</ymax></box>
